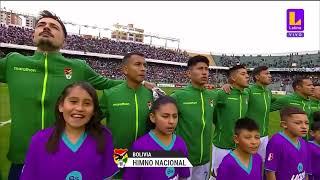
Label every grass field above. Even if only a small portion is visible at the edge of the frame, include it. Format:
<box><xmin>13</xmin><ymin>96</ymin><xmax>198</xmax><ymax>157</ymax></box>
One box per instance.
<box><xmin>0</xmin><ymin>84</ymin><xmax>281</xmax><ymax>180</ymax></box>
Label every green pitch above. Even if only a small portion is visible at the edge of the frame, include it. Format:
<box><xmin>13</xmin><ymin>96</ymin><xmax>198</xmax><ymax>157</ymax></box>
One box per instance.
<box><xmin>0</xmin><ymin>85</ymin><xmax>281</xmax><ymax>179</ymax></box>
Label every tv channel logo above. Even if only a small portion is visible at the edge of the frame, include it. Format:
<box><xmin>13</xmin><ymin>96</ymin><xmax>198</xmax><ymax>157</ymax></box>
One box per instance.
<box><xmin>287</xmin><ymin>9</ymin><xmax>304</xmax><ymax>37</ymax></box>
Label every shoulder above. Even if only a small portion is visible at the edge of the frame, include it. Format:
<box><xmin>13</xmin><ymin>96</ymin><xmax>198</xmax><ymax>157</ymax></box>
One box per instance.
<box><xmin>175</xmin><ymin>135</ymin><xmax>188</xmax><ymax>149</ymax></box>
<box><xmin>5</xmin><ymin>52</ymin><xmax>23</xmax><ymax>58</ymax></box>
<box><xmin>131</xmin><ymin>133</ymin><xmax>151</xmax><ymax>150</ymax></box>
<box><xmin>253</xmin><ymin>153</ymin><xmax>263</xmax><ymax>163</ymax></box>
<box><xmin>219</xmin><ymin>153</ymin><xmax>233</xmax><ymax>167</ymax></box>
<box><xmin>30</xmin><ymin>127</ymin><xmax>54</xmax><ymax>144</ymax></box>
<box><xmin>140</xmin><ymin>86</ymin><xmax>153</xmax><ymax>96</ymax></box>
<box><xmin>103</xmin><ymin>83</ymin><xmax>125</xmax><ymax>95</ymax></box>
<box><xmin>268</xmin><ymin>133</ymin><xmax>284</xmax><ymax>147</ymax></box>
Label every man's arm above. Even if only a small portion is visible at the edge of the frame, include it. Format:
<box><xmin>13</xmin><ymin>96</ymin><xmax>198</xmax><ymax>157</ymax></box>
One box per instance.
<box><xmin>83</xmin><ymin>61</ymin><xmax>156</xmax><ymax>90</ymax></box>
<box><xmin>270</xmin><ymin>96</ymin><xmax>287</xmax><ymax>112</ymax></box>
<box><xmin>0</xmin><ymin>56</ymin><xmax>8</xmax><ymax>83</ymax></box>
<box><xmin>99</xmin><ymin>90</ymin><xmax>109</xmax><ymax>121</ymax></box>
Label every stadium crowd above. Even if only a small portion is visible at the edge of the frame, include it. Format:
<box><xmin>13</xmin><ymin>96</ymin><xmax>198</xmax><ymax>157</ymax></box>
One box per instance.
<box><xmin>0</xmin><ymin>24</ymin><xmax>189</xmax><ymax>63</ymax></box>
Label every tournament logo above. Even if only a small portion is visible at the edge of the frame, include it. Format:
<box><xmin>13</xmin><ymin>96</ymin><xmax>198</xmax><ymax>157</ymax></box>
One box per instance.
<box><xmin>113</xmin><ymin>148</ymin><xmax>128</xmax><ymax>168</ymax></box>
<box><xmin>64</xmin><ymin>67</ymin><xmax>72</xmax><ymax>80</ymax></box>
<box><xmin>297</xmin><ymin>163</ymin><xmax>303</xmax><ymax>173</ymax></box>
<box><xmin>165</xmin><ymin>167</ymin><xmax>175</xmax><ymax>178</ymax></box>
<box><xmin>65</xmin><ymin>171</ymin><xmax>82</xmax><ymax>180</ymax></box>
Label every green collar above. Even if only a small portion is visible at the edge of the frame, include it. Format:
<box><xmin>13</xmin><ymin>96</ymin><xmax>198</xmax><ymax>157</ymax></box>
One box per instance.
<box><xmin>187</xmin><ymin>84</ymin><xmax>205</xmax><ymax>91</ymax></box>
<box><xmin>292</xmin><ymin>92</ymin><xmax>310</xmax><ymax>101</ymax></box>
<box><xmin>124</xmin><ymin>81</ymin><xmax>144</xmax><ymax>91</ymax></box>
<box><xmin>33</xmin><ymin>51</ymin><xmax>64</xmax><ymax>59</ymax></box>
<box><xmin>252</xmin><ymin>83</ymin><xmax>267</xmax><ymax>91</ymax></box>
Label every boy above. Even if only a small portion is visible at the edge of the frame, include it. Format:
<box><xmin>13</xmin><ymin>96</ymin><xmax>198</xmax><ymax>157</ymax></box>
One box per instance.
<box><xmin>265</xmin><ymin>107</ymin><xmax>311</xmax><ymax>180</ymax></box>
<box><xmin>217</xmin><ymin>118</ymin><xmax>262</xmax><ymax>180</ymax></box>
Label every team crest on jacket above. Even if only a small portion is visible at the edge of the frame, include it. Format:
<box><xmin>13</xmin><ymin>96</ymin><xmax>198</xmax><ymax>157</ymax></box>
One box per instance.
<box><xmin>64</xmin><ymin>67</ymin><xmax>72</xmax><ymax>79</ymax></box>
<box><xmin>209</xmin><ymin>99</ymin><xmax>214</xmax><ymax>107</ymax></box>
<box><xmin>148</xmin><ymin>101</ymin><xmax>152</xmax><ymax>110</ymax></box>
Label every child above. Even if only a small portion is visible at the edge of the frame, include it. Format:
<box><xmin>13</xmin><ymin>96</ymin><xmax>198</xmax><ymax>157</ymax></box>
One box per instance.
<box><xmin>265</xmin><ymin>106</ymin><xmax>311</xmax><ymax>180</ymax></box>
<box><xmin>217</xmin><ymin>118</ymin><xmax>262</xmax><ymax>180</ymax></box>
<box><xmin>123</xmin><ymin>96</ymin><xmax>190</xmax><ymax>179</ymax></box>
<box><xmin>309</xmin><ymin>111</ymin><xmax>320</xmax><ymax>180</ymax></box>
<box><xmin>20</xmin><ymin>82</ymin><xmax>118</xmax><ymax>180</ymax></box>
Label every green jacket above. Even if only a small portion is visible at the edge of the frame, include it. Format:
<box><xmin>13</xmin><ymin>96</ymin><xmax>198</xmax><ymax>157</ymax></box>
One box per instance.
<box><xmin>246</xmin><ymin>84</ymin><xmax>274</xmax><ymax>137</ymax></box>
<box><xmin>212</xmin><ymin>88</ymin><xmax>249</xmax><ymax>149</ymax></box>
<box><xmin>310</xmin><ymin>98</ymin><xmax>320</xmax><ymax>121</ymax></box>
<box><xmin>0</xmin><ymin>51</ymin><xmax>122</xmax><ymax>163</ymax></box>
<box><xmin>171</xmin><ymin>84</ymin><xmax>216</xmax><ymax>166</ymax></box>
<box><xmin>271</xmin><ymin>92</ymin><xmax>313</xmax><ymax>123</ymax></box>
<box><xmin>99</xmin><ymin>82</ymin><xmax>153</xmax><ymax>149</ymax></box>
<box><xmin>310</xmin><ymin>98</ymin><xmax>320</xmax><ymax>112</ymax></box>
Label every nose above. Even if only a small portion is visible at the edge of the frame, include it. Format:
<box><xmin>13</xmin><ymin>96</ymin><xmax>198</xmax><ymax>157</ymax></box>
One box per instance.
<box><xmin>301</xmin><ymin>123</ymin><xmax>308</xmax><ymax>130</ymax></box>
<box><xmin>75</xmin><ymin>104</ymin><xmax>84</xmax><ymax>111</ymax></box>
<box><xmin>168</xmin><ymin>117</ymin><xmax>175</xmax><ymax>125</ymax></box>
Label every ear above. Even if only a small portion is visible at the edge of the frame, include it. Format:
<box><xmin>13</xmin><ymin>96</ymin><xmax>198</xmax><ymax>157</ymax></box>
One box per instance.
<box><xmin>233</xmin><ymin>134</ymin><xmax>239</xmax><ymax>145</ymax></box>
<box><xmin>149</xmin><ymin>113</ymin><xmax>156</xmax><ymax>123</ymax></box>
<box><xmin>58</xmin><ymin>103</ymin><xmax>63</xmax><ymax>113</ymax></box>
<box><xmin>280</xmin><ymin>121</ymin><xmax>287</xmax><ymax>128</ymax></box>
<box><xmin>187</xmin><ymin>69</ymin><xmax>191</xmax><ymax>79</ymax></box>
<box><xmin>310</xmin><ymin>130</ymin><xmax>315</xmax><ymax>137</ymax></box>
<box><xmin>122</xmin><ymin>65</ymin><xmax>128</xmax><ymax>75</ymax></box>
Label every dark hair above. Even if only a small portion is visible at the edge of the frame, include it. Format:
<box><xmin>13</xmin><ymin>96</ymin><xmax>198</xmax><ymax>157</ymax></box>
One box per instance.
<box><xmin>35</xmin><ymin>10</ymin><xmax>67</xmax><ymax>38</ymax></box>
<box><xmin>311</xmin><ymin>111</ymin><xmax>320</xmax><ymax>131</ymax></box>
<box><xmin>252</xmin><ymin>66</ymin><xmax>268</xmax><ymax>82</ymax></box>
<box><xmin>46</xmin><ymin>81</ymin><xmax>105</xmax><ymax>154</ymax></box>
<box><xmin>147</xmin><ymin>96</ymin><xmax>178</xmax><ymax>130</ymax></box>
<box><xmin>122</xmin><ymin>52</ymin><xmax>145</xmax><ymax>65</ymax></box>
<box><xmin>280</xmin><ymin>106</ymin><xmax>306</xmax><ymax>121</ymax></box>
<box><xmin>234</xmin><ymin>117</ymin><xmax>259</xmax><ymax>135</ymax></box>
<box><xmin>227</xmin><ymin>64</ymin><xmax>247</xmax><ymax>78</ymax></box>
<box><xmin>187</xmin><ymin>55</ymin><xmax>209</xmax><ymax>68</ymax></box>
<box><xmin>292</xmin><ymin>76</ymin><xmax>310</xmax><ymax>90</ymax></box>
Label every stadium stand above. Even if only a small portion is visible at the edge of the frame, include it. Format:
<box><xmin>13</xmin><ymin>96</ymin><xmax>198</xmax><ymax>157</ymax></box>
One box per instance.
<box><xmin>1</xmin><ymin>23</ymin><xmax>320</xmax><ymax>92</ymax></box>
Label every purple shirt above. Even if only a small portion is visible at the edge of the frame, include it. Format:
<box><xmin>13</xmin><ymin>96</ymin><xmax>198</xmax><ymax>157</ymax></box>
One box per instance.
<box><xmin>123</xmin><ymin>131</ymin><xmax>190</xmax><ymax>180</ymax></box>
<box><xmin>217</xmin><ymin>151</ymin><xmax>262</xmax><ymax>180</ymax></box>
<box><xmin>308</xmin><ymin>141</ymin><xmax>320</xmax><ymax>179</ymax></box>
<box><xmin>265</xmin><ymin>132</ymin><xmax>311</xmax><ymax>180</ymax></box>
<box><xmin>20</xmin><ymin>127</ymin><xmax>118</xmax><ymax>180</ymax></box>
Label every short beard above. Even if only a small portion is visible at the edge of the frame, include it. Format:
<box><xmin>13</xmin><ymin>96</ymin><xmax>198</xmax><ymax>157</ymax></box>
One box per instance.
<box><xmin>35</xmin><ymin>39</ymin><xmax>60</xmax><ymax>52</ymax></box>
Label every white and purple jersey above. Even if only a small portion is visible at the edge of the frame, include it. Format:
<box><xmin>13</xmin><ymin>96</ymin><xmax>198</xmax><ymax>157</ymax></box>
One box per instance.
<box><xmin>265</xmin><ymin>132</ymin><xmax>311</xmax><ymax>180</ymax></box>
<box><xmin>123</xmin><ymin>131</ymin><xmax>190</xmax><ymax>180</ymax></box>
<box><xmin>308</xmin><ymin>141</ymin><xmax>320</xmax><ymax>180</ymax></box>
<box><xmin>217</xmin><ymin>151</ymin><xmax>262</xmax><ymax>180</ymax></box>
<box><xmin>20</xmin><ymin>127</ymin><xmax>118</xmax><ymax>180</ymax></box>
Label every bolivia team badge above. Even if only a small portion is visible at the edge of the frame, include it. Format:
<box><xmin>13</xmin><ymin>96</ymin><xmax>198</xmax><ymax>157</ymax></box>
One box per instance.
<box><xmin>64</xmin><ymin>67</ymin><xmax>72</xmax><ymax>80</ymax></box>
<box><xmin>113</xmin><ymin>148</ymin><xmax>128</xmax><ymax>168</ymax></box>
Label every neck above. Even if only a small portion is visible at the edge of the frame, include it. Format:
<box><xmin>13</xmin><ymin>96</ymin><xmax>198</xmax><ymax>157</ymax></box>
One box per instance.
<box><xmin>231</xmin><ymin>84</ymin><xmax>244</xmax><ymax>91</ymax></box>
<box><xmin>233</xmin><ymin>148</ymin><xmax>251</xmax><ymax>161</ymax></box>
<box><xmin>295</xmin><ymin>91</ymin><xmax>308</xmax><ymax>99</ymax></box>
<box><xmin>36</xmin><ymin>48</ymin><xmax>59</xmax><ymax>53</ymax></box>
<box><xmin>283</xmin><ymin>130</ymin><xmax>299</xmax><ymax>144</ymax></box>
<box><xmin>152</xmin><ymin>129</ymin><xmax>172</xmax><ymax>146</ymax></box>
<box><xmin>255</xmin><ymin>81</ymin><xmax>267</xmax><ymax>88</ymax></box>
<box><xmin>191</xmin><ymin>81</ymin><xmax>205</xmax><ymax>89</ymax></box>
<box><xmin>64</xmin><ymin>125</ymin><xmax>85</xmax><ymax>144</ymax></box>
<box><xmin>127</xmin><ymin>79</ymin><xmax>142</xmax><ymax>90</ymax></box>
